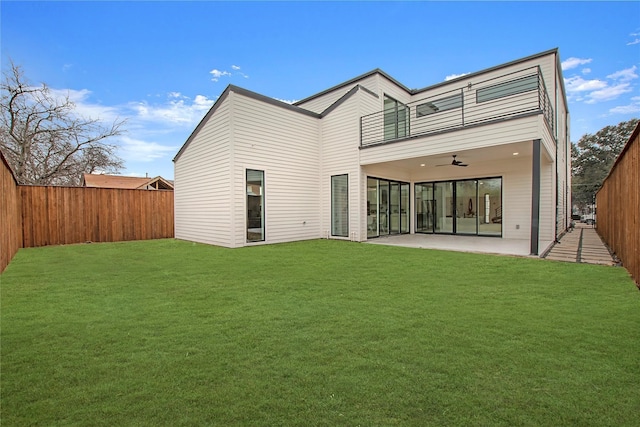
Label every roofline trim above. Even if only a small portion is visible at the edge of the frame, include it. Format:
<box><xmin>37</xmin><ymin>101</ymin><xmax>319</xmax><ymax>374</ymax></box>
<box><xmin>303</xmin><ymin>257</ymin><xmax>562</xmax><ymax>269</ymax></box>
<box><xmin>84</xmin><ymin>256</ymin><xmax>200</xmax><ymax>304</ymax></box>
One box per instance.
<box><xmin>411</xmin><ymin>48</ymin><xmax>560</xmax><ymax>95</ymax></box>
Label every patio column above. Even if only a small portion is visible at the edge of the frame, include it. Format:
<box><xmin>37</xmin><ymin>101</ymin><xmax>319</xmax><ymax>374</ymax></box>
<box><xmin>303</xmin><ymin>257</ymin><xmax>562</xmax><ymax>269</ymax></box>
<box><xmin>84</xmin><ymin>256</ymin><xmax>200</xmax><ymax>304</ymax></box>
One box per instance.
<box><xmin>530</xmin><ymin>139</ymin><xmax>541</xmax><ymax>255</ymax></box>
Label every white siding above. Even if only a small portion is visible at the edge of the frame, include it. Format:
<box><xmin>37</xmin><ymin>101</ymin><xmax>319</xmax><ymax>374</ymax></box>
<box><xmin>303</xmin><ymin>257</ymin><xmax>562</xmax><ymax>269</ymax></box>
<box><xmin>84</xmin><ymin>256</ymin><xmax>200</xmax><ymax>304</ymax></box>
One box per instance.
<box><xmin>360</xmin><ymin>115</ymin><xmax>540</xmax><ymax>165</ymax></box>
<box><xmin>230</xmin><ymin>91</ymin><xmax>321</xmax><ymax>247</ymax></box>
<box><xmin>174</xmin><ymin>98</ymin><xmax>232</xmax><ymax>247</ymax></box>
<box><xmin>319</xmin><ymin>89</ymin><xmax>366</xmax><ymax>241</ymax></box>
<box><xmin>539</xmin><ymin>160</ymin><xmax>555</xmax><ymax>253</ymax></box>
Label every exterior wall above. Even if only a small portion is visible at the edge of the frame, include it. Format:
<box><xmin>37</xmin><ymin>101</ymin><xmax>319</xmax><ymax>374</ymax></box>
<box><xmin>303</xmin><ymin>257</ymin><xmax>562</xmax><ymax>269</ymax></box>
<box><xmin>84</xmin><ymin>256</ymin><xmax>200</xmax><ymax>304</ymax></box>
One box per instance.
<box><xmin>230</xmin><ymin>91</ymin><xmax>321</xmax><ymax>247</ymax></box>
<box><xmin>539</xmin><ymin>159</ymin><xmax>556</xmax><ymax>253</ymax></box>
<box><xmin>174</xmin><ymin>97</ymin><xmax>232</xmax><ymax>247</ymax></box>
<box><xmin>360</xmin><ymin>115</ymin><xmax>540</xmax><ymax>166</ymax></box>
<box><xmin>175</xmin><ymin>49</ymin><xmax>569</xmax><ymax>256</ymax></box>
<box><xmin>319</xmin><ymin>90</ymin><xmax>371</xmax><ymax>241</ymax></box>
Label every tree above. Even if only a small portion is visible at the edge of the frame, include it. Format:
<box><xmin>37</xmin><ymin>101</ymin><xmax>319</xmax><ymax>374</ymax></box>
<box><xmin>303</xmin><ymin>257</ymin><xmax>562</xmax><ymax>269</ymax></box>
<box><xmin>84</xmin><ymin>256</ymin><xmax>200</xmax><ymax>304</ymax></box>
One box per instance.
<box><xmin>0</xmin><ymin>61</ymin><xmax>125</xmax><ymax>185</ymax></box>
<box><xmin>572</xmin><ymin>118</ymin><xmax>639</xmax><ymax>210</ymax></box>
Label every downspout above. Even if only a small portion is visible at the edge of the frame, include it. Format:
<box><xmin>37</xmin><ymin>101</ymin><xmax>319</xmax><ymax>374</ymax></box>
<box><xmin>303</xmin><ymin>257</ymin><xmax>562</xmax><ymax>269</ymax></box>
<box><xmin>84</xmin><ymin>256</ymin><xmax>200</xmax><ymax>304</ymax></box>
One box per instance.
<box><xmin>554</xmin><ymin>53</ymin><xmax>559</xmax><ymax>242</ymax></box>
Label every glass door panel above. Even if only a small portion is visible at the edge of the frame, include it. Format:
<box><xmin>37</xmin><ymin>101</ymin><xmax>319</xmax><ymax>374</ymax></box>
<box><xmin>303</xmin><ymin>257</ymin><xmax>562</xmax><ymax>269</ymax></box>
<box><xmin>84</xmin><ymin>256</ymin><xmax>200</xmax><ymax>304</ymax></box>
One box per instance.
<box><xmin>390</xmin><ymin>182</ymin><xmax>400</xmax><ymax>234</ymax></box>
<box><xmin>415</xmin><ymin>183</ymin><xmax>433</xmax><ymax>233</ymax></box>
<box><xmin>455</xmin><ymin>180</ymin><xmax>478</xmax><ymax>235</ymax></box>
<box><xmin>367</xmin><ymin>178</ymin><xmax>378</xmax><ymax>238</ymax></box>
<box><xmin>434</xmin><ymin>182</ymin><xmax>453</xmax><ymax>233</ymax></box>
<box><xmin>379</xmin><ymin>182</ymin><xmax>389</xmax><ymax>234</ymax></box>
<box><xmin>400</xmin><ymin>183</ymin><xmax>410</xmax><ymax>233</ymax></box>
<box><xmin>478</xmin><ymin>178</ymin><xmax>502</xmax><ymax>236</ymax></box>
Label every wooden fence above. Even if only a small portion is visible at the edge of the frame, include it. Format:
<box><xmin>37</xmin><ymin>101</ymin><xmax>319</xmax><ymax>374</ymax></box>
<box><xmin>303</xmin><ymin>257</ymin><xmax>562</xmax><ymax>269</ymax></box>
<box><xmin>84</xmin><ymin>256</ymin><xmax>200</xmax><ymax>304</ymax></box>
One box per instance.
<box><xmin>1</xmin><ymin>153</ymin><xmax>23</xmax><ymax>273</ymax></box>
<box><xmin>21</xmin><ymin>186</ymin><xmax>174</xmax><ymax>248</ymax></box>
<box><xmin>596</xmin><ymin>123</ymin><xmax>640</xmax><ymax>287</ymax></box>
<box><xmin>1</xmin><ymin>152</ymin><xmax>174</xmax><ymax>273</ymax></box>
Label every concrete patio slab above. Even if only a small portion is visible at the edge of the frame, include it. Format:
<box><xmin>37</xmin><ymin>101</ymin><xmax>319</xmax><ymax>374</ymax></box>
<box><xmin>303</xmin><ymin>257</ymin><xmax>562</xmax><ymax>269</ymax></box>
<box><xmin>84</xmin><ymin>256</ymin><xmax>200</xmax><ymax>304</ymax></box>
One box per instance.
<box><xmin>364</xmin><ymin>234</ymin><xmax>530</xmax><ymax>257</ymax></box>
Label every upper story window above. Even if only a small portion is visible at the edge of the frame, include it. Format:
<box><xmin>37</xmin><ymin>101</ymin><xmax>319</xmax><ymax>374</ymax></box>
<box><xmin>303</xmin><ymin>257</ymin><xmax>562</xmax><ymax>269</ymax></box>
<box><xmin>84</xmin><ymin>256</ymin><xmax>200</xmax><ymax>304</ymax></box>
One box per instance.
<box><xmin>476</xmin><ymin>74</ymin><xmax>538</xmax><ymax>103</ymax></box>
<box><xmin>383</xmin><ymin>95</ymin><xmax>409</xmax><ymax>140</ymax></box>
<box><xmin>416</xmin><ymin>93</ymin><xmax>462</xmax><ymax>117</ymax></box>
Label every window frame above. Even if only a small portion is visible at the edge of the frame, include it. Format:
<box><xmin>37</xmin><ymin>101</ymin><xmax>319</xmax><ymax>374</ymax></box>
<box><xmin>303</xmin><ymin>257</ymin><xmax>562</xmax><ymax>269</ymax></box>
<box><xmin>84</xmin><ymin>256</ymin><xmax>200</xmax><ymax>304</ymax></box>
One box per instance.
<box><xmin>476</xmin><ymin>74</ymin><xmax>538</xmax><ymax>103</ymax></box>
<box><xmin>331</xmin><ymin>174</ymin><xmax>349</xmax><ymax>237</ymax></box>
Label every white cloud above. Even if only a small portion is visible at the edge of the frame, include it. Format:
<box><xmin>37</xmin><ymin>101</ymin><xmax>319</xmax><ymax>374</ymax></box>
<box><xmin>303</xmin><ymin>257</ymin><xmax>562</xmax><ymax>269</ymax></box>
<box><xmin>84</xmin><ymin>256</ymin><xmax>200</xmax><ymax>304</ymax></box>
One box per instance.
<box><xmin>561</xmin><ymin>57</ymin><xmax>592</xmax><ymax>71</ymax></box>
<box><xmin>628</xmin><ymin>39</ymin><xmax>640</xmax><ymax>46</ymax></box>
<box><xmin>444</xmin><ymin>72</ymin><xmax>469</xmax><ymax>81</ymax></box>
<box><xmin>231</xmin><ymin>65</ymin><xmax>241</xmax><ymax>70</ymax></box>
<box><xmin>118</xmin><ymin>135</ymin><xmax>178</xmax><ymax>163</ymax></box>
<box><xmin>210</xmin><ymin>68</ymin><xmax>232</xmax><ymax>82</ymax></box>
<box><xmin>609</xmin><ymin>96</ymin><xmax>640</xmax><ymax>114</ymax></box>
<box><xmin>607</xmin><ymin>65</ymin><xmax>638</xmax><ymax>82</ymax></box>
<box><xmin>275</xmin><ymin>98</ymin><xmax>298</xmax><ymax>104</ymax></box>
<box><xmin>581</xmin><ymin>68</ymin><xmax>591</xmax><ymax>75</ymax></box>
<box><xmin>564</xmin><ymin>76</ymin><xmax>607</xmax><ymax>92</ymax></box>
<box><xmin>586</xmin><ymin>82</ymin><xmax>633</xmax><ymax>104</ymax></box>
<box><xmin>47</xmin><ymin>87</ymin><xmax>121</xmax><ymax>123</ymax></box>
<box><xmin>128</xmin><ymin>93</ymin><xmax>215</xmax><ymax>126</ymax></box>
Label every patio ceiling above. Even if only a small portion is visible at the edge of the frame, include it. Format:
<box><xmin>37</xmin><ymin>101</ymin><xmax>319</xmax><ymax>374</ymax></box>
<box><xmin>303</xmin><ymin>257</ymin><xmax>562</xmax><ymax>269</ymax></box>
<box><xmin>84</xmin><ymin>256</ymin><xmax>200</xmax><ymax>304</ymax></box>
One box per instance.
<box><xmin>363</xmin><ymin>140</ymin><xmax>534</xmax><ymax>178</ymax></box>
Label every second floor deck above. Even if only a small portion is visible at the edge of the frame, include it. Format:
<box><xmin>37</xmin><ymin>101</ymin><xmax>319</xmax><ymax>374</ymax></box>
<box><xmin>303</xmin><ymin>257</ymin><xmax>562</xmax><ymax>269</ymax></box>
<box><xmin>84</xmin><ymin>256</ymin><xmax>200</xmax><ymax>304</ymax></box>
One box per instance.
<box><xmin>360</xmin><ymin>66</ymin><xmax>555</xmax><ymax>148</ymax></box>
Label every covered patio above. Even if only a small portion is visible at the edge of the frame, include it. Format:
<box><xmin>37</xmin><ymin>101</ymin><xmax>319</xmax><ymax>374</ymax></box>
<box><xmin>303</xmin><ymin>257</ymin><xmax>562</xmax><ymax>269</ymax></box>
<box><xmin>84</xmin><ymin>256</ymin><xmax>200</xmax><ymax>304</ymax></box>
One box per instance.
<box><xmin>365</xmin><ymin>233</ymin><xmax>531</xmax><ymax>257</ymax></box>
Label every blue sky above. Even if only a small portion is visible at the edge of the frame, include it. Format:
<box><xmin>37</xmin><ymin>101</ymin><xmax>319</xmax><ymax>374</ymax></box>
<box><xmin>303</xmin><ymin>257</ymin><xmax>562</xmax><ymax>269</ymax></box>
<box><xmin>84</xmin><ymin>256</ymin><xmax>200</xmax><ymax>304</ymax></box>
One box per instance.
<box><xmin>2</xmin><ymin>1</ymin><xmax>639</xmax><ymax>179</ymax></box>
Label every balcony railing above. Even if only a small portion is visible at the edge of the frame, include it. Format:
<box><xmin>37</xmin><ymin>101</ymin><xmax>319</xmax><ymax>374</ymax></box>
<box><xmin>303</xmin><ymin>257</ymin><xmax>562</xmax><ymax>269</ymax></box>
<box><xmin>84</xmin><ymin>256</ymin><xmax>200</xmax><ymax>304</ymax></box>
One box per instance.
<box><xmin>360</xmin><ymin>66</ymin><xmax>555</xmax><ymax>147</ymax></box>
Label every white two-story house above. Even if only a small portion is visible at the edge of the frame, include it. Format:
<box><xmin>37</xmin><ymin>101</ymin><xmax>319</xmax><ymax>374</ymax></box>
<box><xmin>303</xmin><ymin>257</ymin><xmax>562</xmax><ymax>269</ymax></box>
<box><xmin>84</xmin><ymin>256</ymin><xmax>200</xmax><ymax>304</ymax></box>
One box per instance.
<box><xmin>174</xmin><ymin>48</ymin><xmax>570</xmax><ymax>256</ymax></box>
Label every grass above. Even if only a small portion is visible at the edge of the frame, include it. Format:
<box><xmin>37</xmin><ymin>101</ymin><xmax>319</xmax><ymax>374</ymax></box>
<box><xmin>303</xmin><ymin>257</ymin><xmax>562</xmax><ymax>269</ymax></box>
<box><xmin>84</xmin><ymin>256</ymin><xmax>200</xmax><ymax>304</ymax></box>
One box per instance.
<box><xmin>1</xmin><ymin>238</ymin><xmax>639</xmax><ymax>426</ymax></box>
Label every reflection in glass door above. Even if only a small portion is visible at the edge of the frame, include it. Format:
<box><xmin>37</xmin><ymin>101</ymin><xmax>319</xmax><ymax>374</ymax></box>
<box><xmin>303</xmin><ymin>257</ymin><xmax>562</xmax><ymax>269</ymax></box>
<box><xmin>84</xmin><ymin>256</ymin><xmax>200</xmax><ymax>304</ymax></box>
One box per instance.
<box><xmin>416</xmin><ymin>177</ymin><xmax>502</xmax><ymax>236</ymax></box>
<box><xmin>415</xmin><ymin>183</ymin><xmax>433</xmax><ymax>233</ymax></box>
<box><xmin>367</xmin><ymin>178</ymin><xmax>378</xmax><ymax>238</ymax></box>
<box><xmin>379</xmin><ymin>182</ymin><xmax>389</xmax><ymax>234</ymax></box>
<box><xmin>390</xmin><ymin>182</ymin><xmax>400</xmax><ymax>234</ymax></box>
<box><xmin>478</xmin><ymin>178</ymin><xmax>502</xmax><ymax>236</ymax></box>
<box><xmin>434</xmin><ymin>182</ymin><xmax>453</xmax><ymax>233</ymax></box>
<box><xmin>400</xmin><ymin>183</ymin><xmax>410</xmax><ymax>233</ymax></box>
<box><xmin>367</xmin><ymin>177</ymin><xmax>409</xmax><ymax>238</ymax></box>
<box><xmin>456</xmin><ymin>180</ymin><xmax>478</xmax><ymax>235</ymax></box>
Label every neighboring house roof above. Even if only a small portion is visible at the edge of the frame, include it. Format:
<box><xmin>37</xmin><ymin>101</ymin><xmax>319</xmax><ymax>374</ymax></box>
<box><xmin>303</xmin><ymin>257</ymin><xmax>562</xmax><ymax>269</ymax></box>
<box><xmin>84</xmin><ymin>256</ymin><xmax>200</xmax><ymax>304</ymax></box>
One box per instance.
<box><xmin>82</xmin><ymin>173</ymin><xmax>174</xmax><ymax>190</ymax></box>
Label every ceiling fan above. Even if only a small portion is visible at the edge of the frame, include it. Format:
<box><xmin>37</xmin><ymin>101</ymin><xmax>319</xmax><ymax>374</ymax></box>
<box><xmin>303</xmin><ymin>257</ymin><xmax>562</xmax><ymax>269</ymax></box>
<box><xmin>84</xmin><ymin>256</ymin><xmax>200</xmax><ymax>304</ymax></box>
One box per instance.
<box><xmin>436</xmin><ymin>155</ymin><xmax>468</xmax><ymax>167</ymax></box>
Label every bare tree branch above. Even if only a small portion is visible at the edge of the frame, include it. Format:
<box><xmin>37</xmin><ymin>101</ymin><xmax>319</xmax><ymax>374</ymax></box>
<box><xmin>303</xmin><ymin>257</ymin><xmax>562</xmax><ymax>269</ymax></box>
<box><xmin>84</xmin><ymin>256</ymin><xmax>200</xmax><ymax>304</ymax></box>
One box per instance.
<box><xmin>1</xmin><ymin>59</ymin><xmax>125</xmax><ymax>185</ymax></box>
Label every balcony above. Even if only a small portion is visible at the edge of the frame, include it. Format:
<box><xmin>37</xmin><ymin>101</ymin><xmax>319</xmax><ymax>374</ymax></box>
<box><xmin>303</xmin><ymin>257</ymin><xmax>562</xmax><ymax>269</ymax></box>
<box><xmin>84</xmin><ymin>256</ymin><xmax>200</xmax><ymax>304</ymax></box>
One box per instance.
<box><xmin>360</xmin><ymin>66</ymin><xmax>554</xmax><ymax>148</ymax></box>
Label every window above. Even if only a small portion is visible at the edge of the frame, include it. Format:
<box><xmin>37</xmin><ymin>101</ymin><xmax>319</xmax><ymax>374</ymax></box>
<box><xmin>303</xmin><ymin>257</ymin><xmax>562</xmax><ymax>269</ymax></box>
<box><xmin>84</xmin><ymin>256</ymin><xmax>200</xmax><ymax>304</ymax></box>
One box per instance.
<box><xmin>416</xmin><ymin>93</ymin><xmax>462</xmax><ymax>117</ymax></box>
<box><xmin>383</xmin><ymin>95</ymin><xmax>409</xmax><ymax>140</ymax></box>
<box><xmin>246</xmin><ymin>169</ymin><xmax>264</xmax><ymax>242</ymax></box>
<box><xmin>331</xmin><ymin>174</ymin><xmax>348</xmax><ymax>237</ymax></box>
<box><xmin>476</xmin><ymin>74</ymin><xmax>538</xmax><ymax>103</ymax></box>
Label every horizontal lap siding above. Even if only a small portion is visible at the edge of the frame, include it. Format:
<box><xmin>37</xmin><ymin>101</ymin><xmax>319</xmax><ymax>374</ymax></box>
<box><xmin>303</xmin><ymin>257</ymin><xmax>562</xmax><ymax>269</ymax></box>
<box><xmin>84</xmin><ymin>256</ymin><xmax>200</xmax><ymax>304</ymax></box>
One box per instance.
<box><xmin>360</xmin><ymin>115</ymin><xmax>540</xmax><ymax>165</ymax></box>
<box><xmin>232</xmin><ymin>93</ymin><xmax>320</xmax><ymax>246</ymax></box>
<box><xmin>174</xmin><ymin>99</ymin><xmax>232</xmax><ymax>247</ymax></box>
<box><xmin>20</xmin><ymin>186</ymin><xmax>173</xmax><ymax>247</ymax></box>
<box><xmin>539</xmin><ymin>161</ymin><xmax>555</xmax><ymax>253</ymax></box>
<box><xmin>502</xmin><ymin>157</ymin><xmax>533</xmax><ymax>241</ymax></box>
<box><xmin>321</xmin><ymin>91</ymin><xmax>364</xmax><ymax>240</ymax></box>
<box><xmin>1</xmin><ymin>156</ymin><xmax>22</xmax><ymax>273</ymax></box>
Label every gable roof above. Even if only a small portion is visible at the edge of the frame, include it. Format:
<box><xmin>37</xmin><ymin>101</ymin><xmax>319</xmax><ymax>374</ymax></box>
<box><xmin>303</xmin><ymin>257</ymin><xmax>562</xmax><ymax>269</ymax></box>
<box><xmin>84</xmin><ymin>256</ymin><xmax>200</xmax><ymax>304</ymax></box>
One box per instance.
<box><xmin>172</xmin><ymin>83</ymin><xmax>378</xmax><ymax>162</ymax></box>
<box><xmin>82</xmin><ymin>173</ymin><xmax>174</xmax><ymax>190</ymax></box>
<box><xmin>173</xmin><ymin>48</ymin><xmax>562</xmax><ymax>163</ymax></box>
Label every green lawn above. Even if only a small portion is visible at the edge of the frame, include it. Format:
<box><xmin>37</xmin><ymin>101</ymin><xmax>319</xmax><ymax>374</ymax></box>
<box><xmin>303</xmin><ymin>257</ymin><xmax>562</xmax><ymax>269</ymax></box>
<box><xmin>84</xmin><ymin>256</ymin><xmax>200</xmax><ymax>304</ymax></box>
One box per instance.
<box><xmin>1</xmin><ymin>239</ymin><xmax>638</xmax><ymax>426</ymax></box>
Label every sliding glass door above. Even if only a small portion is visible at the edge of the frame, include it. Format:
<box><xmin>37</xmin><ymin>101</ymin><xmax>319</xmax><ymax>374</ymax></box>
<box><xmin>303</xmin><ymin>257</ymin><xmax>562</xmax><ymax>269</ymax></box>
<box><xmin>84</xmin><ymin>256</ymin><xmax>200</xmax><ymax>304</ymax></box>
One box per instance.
<box><xmin>416</xmin><ymin>177</ymin><xmax>502</xmax><ymax>236</ymax></box>
<box><xmin>434</xmin><ymin>182</ymin><xmax>453</xmax><ymax>233</ymax></box>
<box><xmin>456</xmin><ymin>180</ymin><xmax>477</xmax><ymax>235</ymax></box>
<box><xmin>367</xmin><ymin>177</ymin><xmax>410</xmax><ymax>238</ymax></box>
